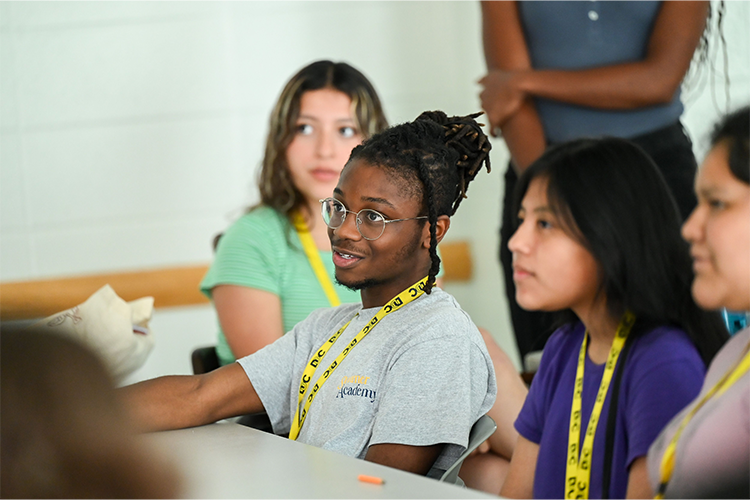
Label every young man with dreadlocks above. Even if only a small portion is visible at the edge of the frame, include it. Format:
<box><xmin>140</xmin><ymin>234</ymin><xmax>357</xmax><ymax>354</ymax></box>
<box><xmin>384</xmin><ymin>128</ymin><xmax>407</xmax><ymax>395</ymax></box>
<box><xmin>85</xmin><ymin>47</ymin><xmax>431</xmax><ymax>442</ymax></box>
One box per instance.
<box><xmin>121</xmin><ymin>111</ymin><xmax>497</xmax><ymax>478</ymax></box>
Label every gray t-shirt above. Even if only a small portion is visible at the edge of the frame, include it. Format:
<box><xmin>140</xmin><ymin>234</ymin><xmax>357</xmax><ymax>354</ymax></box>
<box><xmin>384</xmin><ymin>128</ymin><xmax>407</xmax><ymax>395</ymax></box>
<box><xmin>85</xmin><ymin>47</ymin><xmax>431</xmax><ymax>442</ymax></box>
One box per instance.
<box><xmin>238</xmin><ymin>287</ymin><xmax>497</xmax><ymax>479</ymax></box>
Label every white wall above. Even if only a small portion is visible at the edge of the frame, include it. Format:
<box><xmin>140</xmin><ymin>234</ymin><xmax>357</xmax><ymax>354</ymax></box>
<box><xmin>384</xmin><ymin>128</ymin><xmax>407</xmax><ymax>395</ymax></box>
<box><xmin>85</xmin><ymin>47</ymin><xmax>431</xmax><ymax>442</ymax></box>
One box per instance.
<box><xmin>1</xmin><ymin>1</ymin><xmax>748</xmax><ymax>384</ymax></box>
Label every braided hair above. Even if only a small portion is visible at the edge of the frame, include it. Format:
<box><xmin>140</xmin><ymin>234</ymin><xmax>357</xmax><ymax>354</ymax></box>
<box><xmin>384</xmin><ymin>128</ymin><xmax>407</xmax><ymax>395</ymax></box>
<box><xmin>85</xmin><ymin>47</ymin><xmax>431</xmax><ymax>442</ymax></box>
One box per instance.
<box><xmin>349</xmin><ymin>111</ymin><xmax>492</xmax><ymax>293</ymax></box>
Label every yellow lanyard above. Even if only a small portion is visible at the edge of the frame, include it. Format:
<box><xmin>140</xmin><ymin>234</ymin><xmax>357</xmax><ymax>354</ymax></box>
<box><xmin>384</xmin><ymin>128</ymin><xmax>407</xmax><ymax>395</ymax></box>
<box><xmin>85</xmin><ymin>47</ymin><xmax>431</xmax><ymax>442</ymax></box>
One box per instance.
<box><xmin>655</xmin><ymin>342</ymin><xmax>750</xmax><ymax>499</ymax></box>
<box><xmin>565</xmin><ymin>311</ymin><xmax>635</xmax><ymax>500</ymax></box>
<box><xmin>292</xmin><ymin>211</ymin><xmax>340</xmax><ymax>307</ymax></box>
<box><xmin>288</xmin><ymin>276</ymin><xmax>428</xmax><ymax>441</ymax></box>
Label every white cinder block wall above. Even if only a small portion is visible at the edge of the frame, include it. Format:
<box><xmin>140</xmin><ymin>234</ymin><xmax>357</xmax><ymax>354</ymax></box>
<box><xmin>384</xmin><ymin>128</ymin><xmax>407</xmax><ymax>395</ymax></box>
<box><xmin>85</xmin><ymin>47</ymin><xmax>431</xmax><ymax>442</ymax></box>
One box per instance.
<box><xmin>1</xmin><ymin>1</ymin><xmax>748</xmax><ymax>385</ymax></box>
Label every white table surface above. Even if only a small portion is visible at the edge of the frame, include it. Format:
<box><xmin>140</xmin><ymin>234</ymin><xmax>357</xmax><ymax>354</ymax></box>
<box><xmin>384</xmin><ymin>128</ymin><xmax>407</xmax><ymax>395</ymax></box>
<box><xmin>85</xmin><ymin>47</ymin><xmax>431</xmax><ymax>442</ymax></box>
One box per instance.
<box><xmin>149</xmin><ymin>421</ymin><xmax>499</xmax><ymax>499</ymax></box>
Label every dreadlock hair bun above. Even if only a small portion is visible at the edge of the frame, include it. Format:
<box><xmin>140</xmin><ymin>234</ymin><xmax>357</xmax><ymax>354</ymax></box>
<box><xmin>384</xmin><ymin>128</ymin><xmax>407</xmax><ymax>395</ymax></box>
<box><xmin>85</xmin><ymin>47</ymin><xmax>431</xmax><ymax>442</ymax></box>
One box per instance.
<box><xmin>415</xmin><ymin>110</ymin><xmax>492</xmax><ymax>215</ymax></box>
<box><xmin>349</xmin><ymin>110</ymin><xmax>492</xmax><ymax>293</ymax></box>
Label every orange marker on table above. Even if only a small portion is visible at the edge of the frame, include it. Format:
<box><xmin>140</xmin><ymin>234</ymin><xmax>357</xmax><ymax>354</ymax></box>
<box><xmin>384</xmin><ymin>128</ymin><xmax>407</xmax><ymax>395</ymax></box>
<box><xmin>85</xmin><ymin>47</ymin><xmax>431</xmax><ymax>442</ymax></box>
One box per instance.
<box><xmin>358</xmin><ymin>474</ymin><xmax>385</xmax><ymax>485</ymax></box>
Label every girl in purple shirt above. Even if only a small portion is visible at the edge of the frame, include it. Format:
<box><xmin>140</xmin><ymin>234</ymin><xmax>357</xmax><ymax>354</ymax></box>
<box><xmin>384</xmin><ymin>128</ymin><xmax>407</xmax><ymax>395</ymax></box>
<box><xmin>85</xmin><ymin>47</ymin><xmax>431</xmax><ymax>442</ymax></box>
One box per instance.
<box><xmin>500</xmin><ymin>138</ymin><xmax>727</xmax><ymax>499</ymax></box>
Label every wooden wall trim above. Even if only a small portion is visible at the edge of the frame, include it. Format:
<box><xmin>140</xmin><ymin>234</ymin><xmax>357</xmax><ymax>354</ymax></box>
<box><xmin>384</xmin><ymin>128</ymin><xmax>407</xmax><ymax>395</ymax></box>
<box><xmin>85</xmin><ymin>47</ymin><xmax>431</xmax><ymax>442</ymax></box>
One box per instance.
<box><xmin>0</xmin><ymin>240</ymin><xmax>472</xmax><ymax>321</ymax></box>
<box><xmin>439</xmin><ymin>240</ymin><xmax>472</xmax><ymax>282</ymax></box>
<box><xmin>0</xmin><ymin>265</ymin><xmax>210</xmax><ymax>321</ymax></box>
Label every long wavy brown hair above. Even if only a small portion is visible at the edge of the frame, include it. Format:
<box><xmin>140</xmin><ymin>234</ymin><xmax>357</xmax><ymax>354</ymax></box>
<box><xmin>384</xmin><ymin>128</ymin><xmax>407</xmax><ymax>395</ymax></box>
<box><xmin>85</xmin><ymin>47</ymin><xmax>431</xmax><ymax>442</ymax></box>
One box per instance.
<box><xmin>257</xmin><ymin>60</ymin><xmax>388</xmax><ymax>221</ymax></box>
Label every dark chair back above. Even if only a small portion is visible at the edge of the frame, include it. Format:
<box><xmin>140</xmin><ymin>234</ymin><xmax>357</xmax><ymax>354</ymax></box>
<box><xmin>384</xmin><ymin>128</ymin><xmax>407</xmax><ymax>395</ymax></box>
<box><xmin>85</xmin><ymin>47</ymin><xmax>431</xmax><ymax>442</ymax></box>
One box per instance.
<box><xmin>191</xmin><ymin>346</ymin><xmax>220</xmax><ymax>374</ymax></box>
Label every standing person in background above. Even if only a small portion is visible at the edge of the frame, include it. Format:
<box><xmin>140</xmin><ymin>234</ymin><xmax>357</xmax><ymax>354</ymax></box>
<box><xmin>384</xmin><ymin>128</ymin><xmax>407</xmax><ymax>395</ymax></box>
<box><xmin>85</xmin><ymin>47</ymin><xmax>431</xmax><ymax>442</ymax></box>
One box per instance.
<box><xmin>648</xmin><ymin>106</ymin><xmax>750</xmax><ymax>499</ymax></box>
<box><xmin>499</xmin><ymin>137</ymin><xmax>727</xmax><ymax>499</ymax></box>
<box><xmin>479</xmin><ymin>0</ymin><xmax>714</xmax><ymax>379</ymax></box>
<box><xmin>201</xmin><ymin>60</ymin><xmax>388</xmax><ymax>366</ymax></box>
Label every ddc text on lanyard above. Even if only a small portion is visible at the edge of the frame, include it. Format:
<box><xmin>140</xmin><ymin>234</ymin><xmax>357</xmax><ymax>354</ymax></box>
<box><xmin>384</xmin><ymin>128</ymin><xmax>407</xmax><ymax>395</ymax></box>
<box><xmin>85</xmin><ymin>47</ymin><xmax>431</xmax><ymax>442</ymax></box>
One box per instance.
<box><xmin>288</xmin><ymin>276</ymin><xmax>429</xmax><ymax>440</ymax></box>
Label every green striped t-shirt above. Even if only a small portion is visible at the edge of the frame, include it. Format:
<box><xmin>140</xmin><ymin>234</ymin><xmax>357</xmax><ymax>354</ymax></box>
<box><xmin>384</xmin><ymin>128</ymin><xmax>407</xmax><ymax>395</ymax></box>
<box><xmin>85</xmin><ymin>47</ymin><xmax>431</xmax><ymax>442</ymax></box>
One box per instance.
<box><xmin>200</xmin><ymin>206</ymin><xmax>360</xmax><ymax>365</ymax></box>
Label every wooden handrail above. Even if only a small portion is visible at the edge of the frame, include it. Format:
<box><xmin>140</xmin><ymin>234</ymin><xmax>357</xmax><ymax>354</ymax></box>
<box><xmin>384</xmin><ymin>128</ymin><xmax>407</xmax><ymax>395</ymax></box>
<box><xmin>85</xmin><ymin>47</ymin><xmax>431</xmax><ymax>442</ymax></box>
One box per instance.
<box><xmin>0</xmin><ymin>240</ymin><xmax>473</xmax><ymax>321</ymax></box>
<box><xmin>0</xmin><ymin>265</ymin><xmax>210</xmax><ymax>321</ymax></box>
<box><xmin>439</xmin><ymin>240</ymin><xmax>472</xmax><ymax>282</ymax></box>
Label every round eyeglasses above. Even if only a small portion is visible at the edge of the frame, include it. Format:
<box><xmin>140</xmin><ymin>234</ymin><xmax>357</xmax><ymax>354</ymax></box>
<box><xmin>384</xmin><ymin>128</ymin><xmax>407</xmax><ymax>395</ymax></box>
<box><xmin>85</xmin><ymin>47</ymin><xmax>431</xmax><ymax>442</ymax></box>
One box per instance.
<box><xmin>319</xmin><ymin>197</ymin><xmax>428</xmax><ymax>241</ymax></box>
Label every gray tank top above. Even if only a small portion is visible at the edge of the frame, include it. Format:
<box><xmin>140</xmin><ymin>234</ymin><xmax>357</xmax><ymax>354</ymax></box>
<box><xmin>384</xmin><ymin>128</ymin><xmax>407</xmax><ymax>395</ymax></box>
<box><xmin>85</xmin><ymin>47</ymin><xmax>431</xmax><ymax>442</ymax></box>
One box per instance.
<box><xmin>518</xmin><ymin>1</ymin><xmax>684</xmax><ymax>143</ymax></box>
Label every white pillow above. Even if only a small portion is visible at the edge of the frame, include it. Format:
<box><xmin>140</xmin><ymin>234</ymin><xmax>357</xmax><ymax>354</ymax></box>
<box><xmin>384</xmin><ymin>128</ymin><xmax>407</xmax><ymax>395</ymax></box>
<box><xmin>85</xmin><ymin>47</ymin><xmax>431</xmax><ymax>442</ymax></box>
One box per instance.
<box><xmin>32</xmin><ymin>285</ymin><xmax>155</xmax><ymax>381</ymax></box>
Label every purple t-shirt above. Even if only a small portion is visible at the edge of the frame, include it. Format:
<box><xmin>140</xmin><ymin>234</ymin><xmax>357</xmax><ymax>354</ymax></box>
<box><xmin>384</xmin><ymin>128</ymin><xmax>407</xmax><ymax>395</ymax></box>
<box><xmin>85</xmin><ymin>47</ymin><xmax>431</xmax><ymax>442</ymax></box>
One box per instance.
<box><xmin>516</xmin><ymin>322</ymin><xmax>705</xmax><ymax>499</ymax></box>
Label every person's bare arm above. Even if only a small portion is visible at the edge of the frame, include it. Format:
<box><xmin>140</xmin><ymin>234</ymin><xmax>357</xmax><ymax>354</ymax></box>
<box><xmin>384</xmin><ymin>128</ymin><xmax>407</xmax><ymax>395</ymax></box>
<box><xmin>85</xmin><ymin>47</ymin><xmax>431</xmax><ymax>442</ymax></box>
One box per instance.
<box><xmin>500</xmin><ymin>435</ymin><xmax>539</xmax><ymax>498</ymax></box>
<box><xmin>212</xmin><ymin>285</ymin><xmax>284</xmax><ymax>359</ymax></box>
<box><xmin>365</xmin><ymin>443</ymin><xmax>445</xmax><ymax>476</ymax></box>
<box><xmin>489</xmin><ymin>1</ymin><xmax>709</xmax><ymax>120</ymax></box>
<box><xmin>479</xmin><ymin>0</ymin><xmax>546</xmax><ymax>172</ymax></box>
<box><xmin>625</xmin><ymin>456</ymin><xmax>653</xmax><ymax>499</ymax></box>
<box><xmin>120</xmin><ymin>363</ymin><xmax>264</xmax><ymax>432</ymax></box>
<box><xmin>480</xmin><ymin>328</ymin><xmax>528</xmax><ymax>459</ymax></box>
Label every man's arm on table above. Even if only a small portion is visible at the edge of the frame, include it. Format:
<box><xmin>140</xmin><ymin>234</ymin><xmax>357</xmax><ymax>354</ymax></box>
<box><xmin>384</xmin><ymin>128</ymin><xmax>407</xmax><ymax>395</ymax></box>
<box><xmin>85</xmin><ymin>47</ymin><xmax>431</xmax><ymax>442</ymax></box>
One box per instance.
<box><xmin>365</xmin><ymin>443</ymin><xmax>445</xmax><ymax>476</ymax></box>
<box><xmin>120</xmin><ymin>363</ymin><xmax>263</xmax><ymax>432</ymax></box>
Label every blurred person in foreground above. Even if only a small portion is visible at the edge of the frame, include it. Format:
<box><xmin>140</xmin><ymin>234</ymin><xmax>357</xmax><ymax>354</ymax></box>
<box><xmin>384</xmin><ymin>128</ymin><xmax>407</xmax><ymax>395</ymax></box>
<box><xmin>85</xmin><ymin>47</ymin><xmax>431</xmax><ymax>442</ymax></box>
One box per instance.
<box><xmin>1</xmin><ymin>326</ymin><xmax>181</xmax><ymax>499</ymax></box>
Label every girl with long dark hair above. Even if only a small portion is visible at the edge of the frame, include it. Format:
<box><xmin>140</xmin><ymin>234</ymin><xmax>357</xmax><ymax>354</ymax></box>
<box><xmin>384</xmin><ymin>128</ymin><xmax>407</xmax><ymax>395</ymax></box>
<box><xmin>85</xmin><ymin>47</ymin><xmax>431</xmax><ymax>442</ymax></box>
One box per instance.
<box><xmin>648</xmin><ymin>106</ymin><xmax>750</xmax><ymax>499</ymax></box>
<box><xmin>500</xmin><ymin>137</ymin><xmax>727</xmax><ymax>499</ymax></box>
